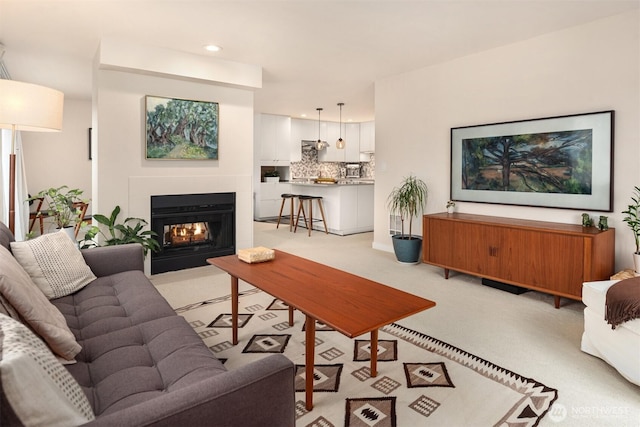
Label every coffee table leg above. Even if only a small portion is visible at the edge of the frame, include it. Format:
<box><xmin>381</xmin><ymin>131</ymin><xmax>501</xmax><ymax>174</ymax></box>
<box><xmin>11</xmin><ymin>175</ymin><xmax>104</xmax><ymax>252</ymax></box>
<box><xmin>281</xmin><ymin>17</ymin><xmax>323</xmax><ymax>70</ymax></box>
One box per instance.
<box><xmin>305</xmin><ymin>315</ymin><xmax>315</xmax><ymax>410</ymax></box>
<box><xmin>370</xmin><ymin>329</ymin><xmax>378</xmax><ymax>377</ymax></box>
<box><xmin>288</xmin><ymin>306</ymin><xmax>294</xmax><ymax>326</ymax></box>
<box><xmin>231</xmin><ymin>276</ymin><xmax>239</xmax><ymax>345</ymax></box>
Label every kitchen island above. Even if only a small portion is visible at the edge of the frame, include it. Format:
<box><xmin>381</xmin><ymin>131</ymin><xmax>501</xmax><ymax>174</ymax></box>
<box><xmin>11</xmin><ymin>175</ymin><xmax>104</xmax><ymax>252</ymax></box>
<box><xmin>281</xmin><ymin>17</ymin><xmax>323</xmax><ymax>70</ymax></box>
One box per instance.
<box><xmin>290</xmin><ymin>181</ymin><xmax>374</xmax><ymax>236</ymax></box>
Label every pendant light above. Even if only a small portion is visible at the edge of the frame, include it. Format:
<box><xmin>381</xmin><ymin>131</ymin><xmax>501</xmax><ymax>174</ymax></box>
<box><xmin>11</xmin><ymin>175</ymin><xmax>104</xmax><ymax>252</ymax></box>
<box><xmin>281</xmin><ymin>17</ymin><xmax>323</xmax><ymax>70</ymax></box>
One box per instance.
<box><xmin>336</xmin><ymin>102</ymin><xmax>345</xmax><ymax>149</ymax></box>
<box><xmin>315</xmin><ymin>107</ymin><xmax>327</xmax><ymax>150</ymax></box>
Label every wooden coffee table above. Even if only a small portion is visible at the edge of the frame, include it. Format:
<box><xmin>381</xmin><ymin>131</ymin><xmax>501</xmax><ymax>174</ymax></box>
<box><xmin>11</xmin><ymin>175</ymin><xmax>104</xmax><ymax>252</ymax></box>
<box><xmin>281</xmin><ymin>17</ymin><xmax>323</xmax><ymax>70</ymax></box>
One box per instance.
<box><xmin>208</xmin><ymin>250</ymin><xmax>436</xmax><ymax>410</ymax></box>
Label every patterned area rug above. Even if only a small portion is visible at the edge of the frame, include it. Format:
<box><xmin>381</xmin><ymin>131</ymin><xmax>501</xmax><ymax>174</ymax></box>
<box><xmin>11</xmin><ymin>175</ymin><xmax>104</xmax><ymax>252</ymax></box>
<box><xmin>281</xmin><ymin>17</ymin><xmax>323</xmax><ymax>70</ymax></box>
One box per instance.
<box><xmin>174</xmin><ymin>287</ymin><xmax>558</xmax><ymax>427</ymax></box>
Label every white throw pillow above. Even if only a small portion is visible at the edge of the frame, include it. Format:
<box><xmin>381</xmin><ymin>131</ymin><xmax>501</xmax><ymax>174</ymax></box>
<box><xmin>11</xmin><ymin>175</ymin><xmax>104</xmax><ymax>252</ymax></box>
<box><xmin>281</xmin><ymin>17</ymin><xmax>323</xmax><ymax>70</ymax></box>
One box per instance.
<box><xmin>0</xmin><ymin>313</ymin><xmax>95</xmax><ymax>426</ymax></box>
<box><xmin>0</xmin><ymin>246</ymin><xmax>81</xmax><ymax>360</ymax></box>
<box><xmin>10</xmin><ymin>230</ymin><xmax>96</xmax><ymax>299</ymax></box>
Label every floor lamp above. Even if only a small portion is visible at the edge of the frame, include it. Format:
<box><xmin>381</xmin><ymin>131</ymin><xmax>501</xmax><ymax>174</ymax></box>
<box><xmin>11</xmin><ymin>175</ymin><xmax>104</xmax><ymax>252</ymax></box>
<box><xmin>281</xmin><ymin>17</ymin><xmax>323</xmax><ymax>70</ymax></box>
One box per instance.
<box><xmin>0</xmin><ymin>80</ymin><xmax>64</xmax><ymax>234</ymax></box>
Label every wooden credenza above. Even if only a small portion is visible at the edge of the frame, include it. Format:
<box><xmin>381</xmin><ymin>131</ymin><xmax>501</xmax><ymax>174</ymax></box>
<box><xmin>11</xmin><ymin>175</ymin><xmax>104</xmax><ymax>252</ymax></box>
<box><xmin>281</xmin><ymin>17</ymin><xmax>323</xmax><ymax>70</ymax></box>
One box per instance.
<box><xmin>422</xmin><ymin>213</ymin><xmax>616</xmax><ymax>308</ymax></box>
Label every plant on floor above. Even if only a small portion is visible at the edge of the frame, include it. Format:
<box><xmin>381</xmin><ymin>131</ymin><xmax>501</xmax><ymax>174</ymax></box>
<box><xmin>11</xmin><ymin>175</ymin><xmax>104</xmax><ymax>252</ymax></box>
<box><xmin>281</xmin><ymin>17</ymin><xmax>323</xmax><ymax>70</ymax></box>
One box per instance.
<box><xmin>387</xmin><ymin>174</ymin><xmax>428</xmax><ymax>263</ymax></box>
<box><xmin>29</xmin><ymin>186</ymin><xmax>87</xmax><ymax>229</ymax></box>
<box><xmin>80</xmin><ymin>205</ymin><xmax>160</xmax><ymax>257</ymax></box>
<box><xmin>622</xmin><ymin>185</ymin><xmax>640</xmax><ymax>272</ymax></box>
<box><xmin>387</xmin><ymin>174</ymin><xmax>428</xmax><ymax>238</ymax></box>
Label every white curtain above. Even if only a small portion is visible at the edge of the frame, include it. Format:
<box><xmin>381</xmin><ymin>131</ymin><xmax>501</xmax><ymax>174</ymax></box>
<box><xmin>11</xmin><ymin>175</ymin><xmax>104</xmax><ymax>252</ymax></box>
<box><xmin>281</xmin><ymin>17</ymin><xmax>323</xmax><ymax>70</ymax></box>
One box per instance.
<box><xmin>0</xmin><ymin>128</ymin><xmax>29</xmax><ymax>240</ymax></box>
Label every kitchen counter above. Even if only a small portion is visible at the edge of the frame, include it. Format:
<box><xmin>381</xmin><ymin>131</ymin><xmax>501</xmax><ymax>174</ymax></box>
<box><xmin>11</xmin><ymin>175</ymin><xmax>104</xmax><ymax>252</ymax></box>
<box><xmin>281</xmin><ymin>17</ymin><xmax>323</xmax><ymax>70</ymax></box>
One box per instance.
<box><xmin>290</xmin><ymin>182</ymin><xmax>374</xmax><ymax>235</ymax></box>
<box><xmin>291</xmin><ymin>182</ymin><xmax>373</xmax><ymax>187</ymax></box>
<box><xmin>290</xmin><ymin>179</ymin><xmax>374</xmax><ymax>186</ymax></box>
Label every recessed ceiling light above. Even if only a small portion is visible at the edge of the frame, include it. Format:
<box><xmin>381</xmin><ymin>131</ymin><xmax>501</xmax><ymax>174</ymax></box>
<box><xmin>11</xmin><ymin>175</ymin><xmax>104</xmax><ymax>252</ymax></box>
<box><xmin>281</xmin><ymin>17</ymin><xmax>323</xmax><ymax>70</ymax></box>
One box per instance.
<box><xmin>300</xmin><ymin>113</ymin><xmax>307</xmax><ymax>118</ymax></box>
<box><xmin>204</xmin><ymin>44</ymin><xmax>222</xmax><ymax>52</ymax></box>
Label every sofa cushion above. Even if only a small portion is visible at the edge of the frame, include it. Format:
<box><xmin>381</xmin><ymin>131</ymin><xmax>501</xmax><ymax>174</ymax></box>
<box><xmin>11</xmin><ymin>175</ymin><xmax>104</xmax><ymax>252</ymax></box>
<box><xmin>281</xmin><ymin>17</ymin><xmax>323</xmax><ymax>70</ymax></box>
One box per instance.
<box><xmin>10</xmin><ymin>230</ymin><xmax>96</xmax><ymax>299</ymax></box>
<box><xmin>53</xmin><ymin>271</ymin><xmax>181</xmax><ymax>340</ymax></box>
<box><xmin>0</xmin><ymin>246</ymin><xmax>81</xmax><ymax>360</ymax></box>
<box><xmin>0</xmin><ymin>294</ymin><xmax>20</xmax><ymax>320</ymax></box>
<box><xmin>0</xmin><ymin>221</ymin><xmax>14</xmax><ymax>252</ymax></box>
<box><xmin>0</xmin><ymin>313</ymin><xmax>95</xmax><ymax>426</ymax></box>
<box><xmin>51</xmin><ymin>272</ymin><xmax>227</xmax><ymax>416</ymax></box>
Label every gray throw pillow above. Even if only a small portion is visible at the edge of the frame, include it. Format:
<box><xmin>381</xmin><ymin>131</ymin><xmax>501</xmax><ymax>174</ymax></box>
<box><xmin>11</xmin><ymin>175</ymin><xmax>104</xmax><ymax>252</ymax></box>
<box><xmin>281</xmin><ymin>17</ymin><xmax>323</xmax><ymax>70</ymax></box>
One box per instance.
<box><xmin>10</xmin><ymin>230</ymin><xmax>96</xmax><ymax>299</ymax></box>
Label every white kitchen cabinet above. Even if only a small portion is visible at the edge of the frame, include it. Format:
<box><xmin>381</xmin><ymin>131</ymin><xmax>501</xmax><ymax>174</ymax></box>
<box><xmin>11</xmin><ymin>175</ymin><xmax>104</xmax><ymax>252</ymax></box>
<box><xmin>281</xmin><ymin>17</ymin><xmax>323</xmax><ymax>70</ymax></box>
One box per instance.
<box><xmin>257</xmin><ymin>114</ymin><xmax>291</xmax><ymax>165</ymax></box>
<box><xmin>356</xmin><ymin>184</ymin><xmax>374</xmax><ymax>228</ymax></box>
<box><xmin>318</xmin><ymin>122</ymin><xmax>340</xmax><ymax>162</ymax></box>
<box><xmin>254</xmin><ymin>182</ymin><xmax>292</xmax><ymax>220</ymax></box>
<box><xmin>290</xmin><ymin>118</ymin><xmax>317</xmax><ymax>162</ymax></box>
<box><xmin>319</xmin><ymin>122</ymin><xmax>361</xmax><ymax>163</ymax></box>
<box><xmin>359</xmin><ymin>121</ymin><xmax>375</xmax><ymax>153</ymax></box>
<box><xmin>344</xmin><ymin>123</ymin><xmax>361</xmax><ymax>162</ymax></box>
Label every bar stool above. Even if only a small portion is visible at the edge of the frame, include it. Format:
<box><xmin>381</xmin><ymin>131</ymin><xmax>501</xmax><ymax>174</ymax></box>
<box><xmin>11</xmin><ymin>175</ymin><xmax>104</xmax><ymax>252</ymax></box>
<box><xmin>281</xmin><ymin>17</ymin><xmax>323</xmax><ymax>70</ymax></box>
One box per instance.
<box><xmin>294</xmin><ymin>195</ymin><xmax>328</xmax><ymax>236</ymax></box>
<box><xmin>276</xmin><ymin>194</ymin><xmax>298</xmax><ymax>231</ymax></box>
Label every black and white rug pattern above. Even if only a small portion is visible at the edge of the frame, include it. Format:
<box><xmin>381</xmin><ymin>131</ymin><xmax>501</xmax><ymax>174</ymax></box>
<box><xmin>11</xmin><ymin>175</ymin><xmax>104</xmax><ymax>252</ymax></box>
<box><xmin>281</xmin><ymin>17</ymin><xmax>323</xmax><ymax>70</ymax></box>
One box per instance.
<box><xmin>174</xmin><ymin>288</ymin><xmax>558</xmax><ymax>427</ymax></box>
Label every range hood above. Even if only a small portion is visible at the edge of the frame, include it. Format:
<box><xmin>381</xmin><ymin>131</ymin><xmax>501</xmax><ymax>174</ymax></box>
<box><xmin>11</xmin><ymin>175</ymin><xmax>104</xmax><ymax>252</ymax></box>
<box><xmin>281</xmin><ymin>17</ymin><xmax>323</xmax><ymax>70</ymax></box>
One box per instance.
<box><xmin>301</xmin><ymin>140</ymin><xmax>330</xmax><ymax>151</ymax></box>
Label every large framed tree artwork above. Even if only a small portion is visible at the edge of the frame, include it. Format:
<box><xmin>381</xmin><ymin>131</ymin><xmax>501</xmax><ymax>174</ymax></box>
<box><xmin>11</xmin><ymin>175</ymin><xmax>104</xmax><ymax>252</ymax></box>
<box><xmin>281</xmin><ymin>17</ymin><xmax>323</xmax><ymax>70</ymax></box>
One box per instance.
<box><xmin>450</xmin><ymin>111</ymin><xmax>614</xmax><ymax>211</ymax></box>
<box><xmin>145</xmin><ymin>95</ymin><xmax>219</xmax><ymax>160</ymax></box>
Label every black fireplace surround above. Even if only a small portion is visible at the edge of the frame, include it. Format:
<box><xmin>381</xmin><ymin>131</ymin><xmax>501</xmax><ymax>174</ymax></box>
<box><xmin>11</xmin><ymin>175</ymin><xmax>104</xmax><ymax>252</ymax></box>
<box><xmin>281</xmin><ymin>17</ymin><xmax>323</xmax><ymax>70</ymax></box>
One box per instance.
<box><xmin>151</xmin><ymin>192</ymin><xmax>236</xmax><ymax>274</ymax></box>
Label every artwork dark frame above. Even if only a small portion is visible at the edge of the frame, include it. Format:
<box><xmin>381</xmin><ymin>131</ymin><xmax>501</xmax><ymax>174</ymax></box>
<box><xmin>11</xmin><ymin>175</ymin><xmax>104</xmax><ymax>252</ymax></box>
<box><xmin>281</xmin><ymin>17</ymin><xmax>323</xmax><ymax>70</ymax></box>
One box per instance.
<box><xmin>145</xmin><ymin>95</ymin><xmax>219</xmax><ymax>160</ymax></box>
<box><xmin>450</xmin><ymin>110</ymin><xmax>614</xmax><ymax>211</ymax></box>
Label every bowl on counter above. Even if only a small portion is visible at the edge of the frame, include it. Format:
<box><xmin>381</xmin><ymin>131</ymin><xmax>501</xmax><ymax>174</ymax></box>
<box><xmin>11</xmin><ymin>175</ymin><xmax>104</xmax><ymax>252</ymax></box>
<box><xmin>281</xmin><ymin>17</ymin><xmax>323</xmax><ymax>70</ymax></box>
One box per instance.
<box><xmin>315</xmin><ymin>178</ymin><xmax>337</xmax><ymax>184</ymax></box>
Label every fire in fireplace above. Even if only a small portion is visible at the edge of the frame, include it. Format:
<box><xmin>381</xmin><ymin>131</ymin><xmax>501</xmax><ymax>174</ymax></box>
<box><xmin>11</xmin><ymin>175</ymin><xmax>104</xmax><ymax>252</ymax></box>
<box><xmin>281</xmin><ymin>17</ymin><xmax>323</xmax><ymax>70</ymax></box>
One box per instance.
<box><xmin>151</xmin><ymin>192</ymin><xmax>235</xmax><ymax>274</ymax></box>
<box><xmin>165</xmin><ymin>222</ymin><xmax>209</xmax><ymax>247</ymax></box>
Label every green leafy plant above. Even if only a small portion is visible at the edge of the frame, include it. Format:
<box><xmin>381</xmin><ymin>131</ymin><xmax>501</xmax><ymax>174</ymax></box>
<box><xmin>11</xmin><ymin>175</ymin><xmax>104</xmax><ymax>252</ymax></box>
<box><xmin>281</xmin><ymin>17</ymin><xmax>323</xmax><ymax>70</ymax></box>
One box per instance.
<box><xmin>29</xmin><ymin>186</ymin><xmax>87</xmax><ymax>229</ymax></box>
<box><xmin>622</xmin><ymin>185</ymin><xmax>640</xmax><ymax>255</ymax></box>
<box><xmin>264</xmin><ymin>169</ymin><xmax>280</xmax><ymax>177</ymax></box>
<box><xmin>81</xmin><ymin>205</ymin><xmax>160</xmax><ymax>257</ymax></box>
<box><xmin>387</xmin><ymin>174</ymin><xmax>428</xmax><ymax>239</ymax></box>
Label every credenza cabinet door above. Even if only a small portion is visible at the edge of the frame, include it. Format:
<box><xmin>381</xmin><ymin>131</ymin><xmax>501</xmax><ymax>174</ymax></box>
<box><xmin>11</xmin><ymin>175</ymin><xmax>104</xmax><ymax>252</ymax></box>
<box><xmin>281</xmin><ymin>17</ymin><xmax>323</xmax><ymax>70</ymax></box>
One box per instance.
<box><xmin>422</xmin><ymin>213</ymin><xmax>615</xmax><ymax>305</ymax></box>
<box><xmin>508</xmin><ymin>230</ymin><xmax>584</xmax><ymax>295</ymax></box>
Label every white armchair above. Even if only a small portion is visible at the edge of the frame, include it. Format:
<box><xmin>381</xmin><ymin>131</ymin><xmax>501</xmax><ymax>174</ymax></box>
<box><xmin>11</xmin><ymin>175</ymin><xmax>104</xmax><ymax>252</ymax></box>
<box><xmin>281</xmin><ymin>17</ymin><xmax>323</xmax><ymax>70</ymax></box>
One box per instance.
<box><xmin>581</xmin><ymin>280</ymin><xmax>640</xmax><ymax>386</ymax></box>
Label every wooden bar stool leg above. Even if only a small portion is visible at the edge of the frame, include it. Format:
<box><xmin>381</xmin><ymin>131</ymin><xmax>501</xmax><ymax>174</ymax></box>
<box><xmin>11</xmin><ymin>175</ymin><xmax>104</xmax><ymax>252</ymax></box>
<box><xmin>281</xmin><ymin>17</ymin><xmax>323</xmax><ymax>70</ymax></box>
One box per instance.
<box><xmin>289</xmin><ymin>196</ymin><xmax>295</xmax><ymax>232</ymax></box>
<box><xmin>276</xmin><ymin>198</ymin><xmax>287</xmax><ymax>229</ymax></box>
<box><xmin>294</xmin><ymin>199</ymin><xmax>307</xmax><ymax>233</ymax></box>
<box><xmin>307</xmin><ymin>198</ymin><xmax>313</xmax><ymax>237</ymax></box>
<box><xmin>316</xmin><ymin>199</ymin><xmax>328</xmax><ymax>234</ymax></box>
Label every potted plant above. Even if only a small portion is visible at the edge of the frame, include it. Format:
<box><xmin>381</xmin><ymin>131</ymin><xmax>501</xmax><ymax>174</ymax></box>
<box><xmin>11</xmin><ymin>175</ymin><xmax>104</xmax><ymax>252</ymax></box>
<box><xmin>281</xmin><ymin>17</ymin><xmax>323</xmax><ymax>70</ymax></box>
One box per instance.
<box><xmin>264</xmin><ymin>169</ymin><xmax>280</xmax><ymax>183</ymax></box>
<box><xmin>80</xmin><ymin>205</ymin><xmax>160</xmax><ymax>257</ymax></box>
<box><xmin>387</xmin><ymin>174</ymin><xmax>428</xmax><ymax>264</ymax></box>
<box><xmin>622</xmin><ymin>185</ymin><xmax>640</xmax><ymax>273</ymax></box>
<box><xmin>446</xmin><ymin>200</ymin><xmax>456</xmax><ymax>214</ymax></box>
<box><xmin>29</xmin><ymin>186</ymin><xmax>87</xmax><ymax>233</ymax></box>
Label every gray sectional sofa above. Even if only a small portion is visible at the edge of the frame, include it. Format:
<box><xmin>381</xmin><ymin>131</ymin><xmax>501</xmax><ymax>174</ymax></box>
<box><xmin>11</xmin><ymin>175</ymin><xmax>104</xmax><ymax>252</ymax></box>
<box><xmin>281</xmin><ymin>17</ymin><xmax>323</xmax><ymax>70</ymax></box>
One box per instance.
<box><xmin>0</xmin><ymin>221</ymin><xmax>295</xmax><ymax>426</ymax></box>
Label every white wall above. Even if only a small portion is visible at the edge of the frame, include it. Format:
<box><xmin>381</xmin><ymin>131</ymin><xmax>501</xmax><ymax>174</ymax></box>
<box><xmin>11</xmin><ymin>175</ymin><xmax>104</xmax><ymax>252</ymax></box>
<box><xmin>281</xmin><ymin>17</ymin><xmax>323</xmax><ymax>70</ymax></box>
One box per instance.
<box><xmin>22</xmin><ymin>98</ymin><xmax>92</xmax><ymax>205</ymax></box>
<box><xmin>373</xmin><ymin>11</ymin><xmax>640</xmax><ymax>271</ymax></box>
<box><xmin>93</xmin><ymin>42</ymin><xmax>259</xmax><ymax>273</ymax></box>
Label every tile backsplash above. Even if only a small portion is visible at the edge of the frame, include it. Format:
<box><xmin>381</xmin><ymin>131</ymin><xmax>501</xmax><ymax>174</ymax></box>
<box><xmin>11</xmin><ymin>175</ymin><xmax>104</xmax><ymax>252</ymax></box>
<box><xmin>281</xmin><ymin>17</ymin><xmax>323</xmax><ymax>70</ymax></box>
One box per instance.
<box><xmin>290</xmin><ymin>150</ymin><xmax>375</xmax><ymax>179</ymax></box>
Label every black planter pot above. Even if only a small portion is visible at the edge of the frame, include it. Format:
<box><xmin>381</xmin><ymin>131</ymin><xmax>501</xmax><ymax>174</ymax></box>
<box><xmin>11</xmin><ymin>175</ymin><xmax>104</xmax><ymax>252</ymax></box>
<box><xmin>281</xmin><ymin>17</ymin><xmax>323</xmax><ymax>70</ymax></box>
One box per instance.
<box><xmin>391</xmin><ymin>235</ymin><xmax>422</xmax><ymax>264</ymax></box>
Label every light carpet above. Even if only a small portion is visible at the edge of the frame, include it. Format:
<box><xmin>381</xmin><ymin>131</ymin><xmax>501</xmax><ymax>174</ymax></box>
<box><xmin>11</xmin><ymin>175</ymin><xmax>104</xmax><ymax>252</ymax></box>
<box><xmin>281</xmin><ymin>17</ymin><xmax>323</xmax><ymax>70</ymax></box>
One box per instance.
<box><xmin>171</xmin><ymin>285</ymin><xmax>557</xmax><ymax>427</ymax></box>
<box><xmin>151</xmin><ymin>222</ymin><xmax>640</xmax><ymax>427</ymax></box>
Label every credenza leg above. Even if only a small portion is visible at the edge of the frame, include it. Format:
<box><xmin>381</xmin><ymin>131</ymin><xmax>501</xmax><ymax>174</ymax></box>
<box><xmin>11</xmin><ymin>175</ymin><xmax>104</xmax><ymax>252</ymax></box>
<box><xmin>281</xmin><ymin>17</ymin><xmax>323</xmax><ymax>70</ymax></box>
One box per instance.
<box><xmin>444</xmin><ymin>268</ymin><xmax>450</xmax><ymax>279</ymax></box>
<box><xmin>554</xmin><ymin>296</ymin><xmax>561</xmax><ymax>309</ymax></box>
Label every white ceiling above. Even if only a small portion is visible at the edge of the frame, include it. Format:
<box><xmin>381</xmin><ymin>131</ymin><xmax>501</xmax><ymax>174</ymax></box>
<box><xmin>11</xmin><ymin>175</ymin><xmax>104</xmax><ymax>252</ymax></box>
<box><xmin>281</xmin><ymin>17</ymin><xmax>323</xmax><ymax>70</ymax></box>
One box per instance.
<box><xmin>1</xmin><ymin>0</ymin><xmax>637</xmax><ymax>122</ymax></box>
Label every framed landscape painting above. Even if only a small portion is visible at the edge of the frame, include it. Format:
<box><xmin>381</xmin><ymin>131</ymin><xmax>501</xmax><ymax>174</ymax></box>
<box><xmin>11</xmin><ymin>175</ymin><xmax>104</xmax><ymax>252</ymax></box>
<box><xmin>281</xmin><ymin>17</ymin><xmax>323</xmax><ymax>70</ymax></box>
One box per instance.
<box><xmin>450</xmin><ymin>111</ymin><xmax>614</xmax><ymax>211</ymax></box>
<box><xmin>145</xmin><ymin>95</ymin><xmax>219</xmax><ymax>160</ymax></box>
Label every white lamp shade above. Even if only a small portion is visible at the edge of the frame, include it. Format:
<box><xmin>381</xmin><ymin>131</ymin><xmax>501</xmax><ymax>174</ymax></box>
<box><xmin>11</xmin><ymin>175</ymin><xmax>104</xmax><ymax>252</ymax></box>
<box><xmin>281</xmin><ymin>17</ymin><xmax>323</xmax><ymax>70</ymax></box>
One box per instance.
<box><xmin>0</xmin><ymin>80</ymin><xmax>64</xmax><ymax>131</ymax></box>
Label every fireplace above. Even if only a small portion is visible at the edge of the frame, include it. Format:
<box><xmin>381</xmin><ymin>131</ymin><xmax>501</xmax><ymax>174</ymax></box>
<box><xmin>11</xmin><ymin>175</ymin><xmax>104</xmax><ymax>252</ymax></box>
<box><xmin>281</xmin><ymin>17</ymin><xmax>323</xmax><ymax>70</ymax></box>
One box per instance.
<box><xmin>150</xmin><ymin>192</ymin><xmax>235</xmax><ymax>274</ymax></box>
